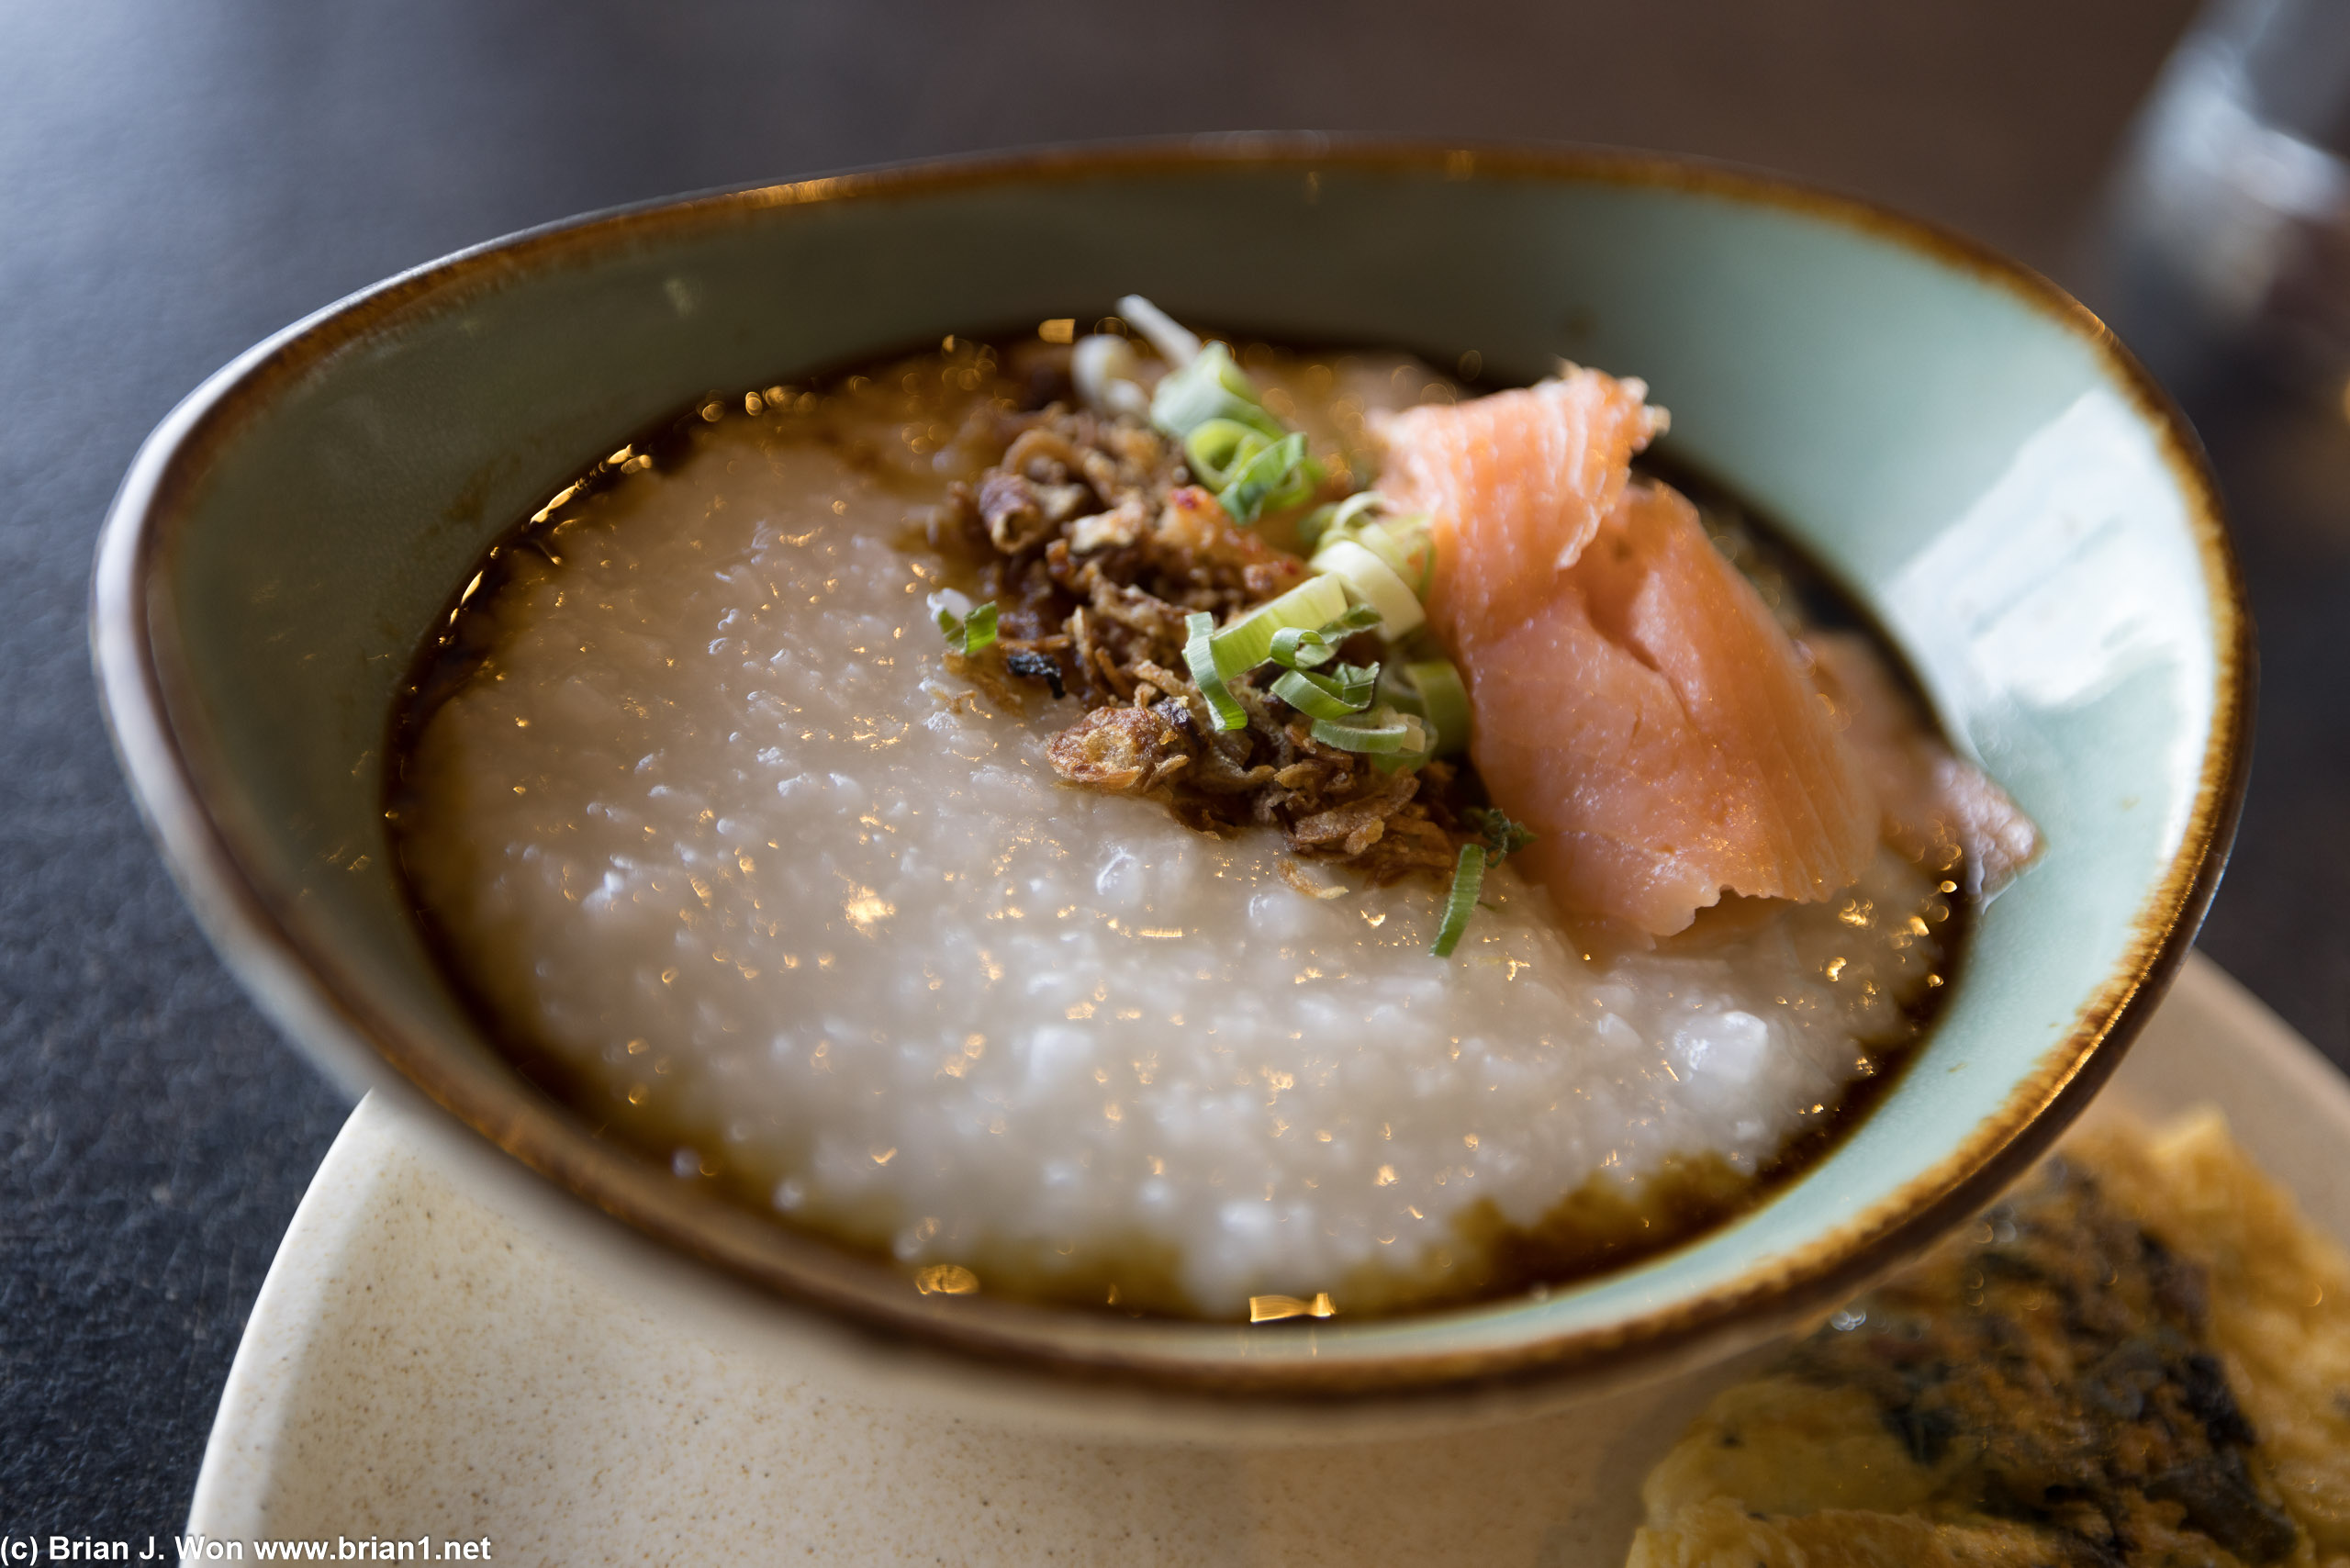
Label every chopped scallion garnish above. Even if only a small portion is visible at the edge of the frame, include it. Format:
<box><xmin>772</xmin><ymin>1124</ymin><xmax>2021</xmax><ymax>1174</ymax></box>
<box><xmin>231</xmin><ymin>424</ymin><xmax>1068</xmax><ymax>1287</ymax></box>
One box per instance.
<box><xmin>1121</xmin><ymin>309</ymin><xmax>1317</xmax><ymax>522</ymax></box>
<box><xmin>1217</xmin><ymin>431</ymin><xmax>1314</xmax><ymax>526</ymax></box>
<box><xmin>1326</xmin><ymin>490</ymin><xmax>1387</xmax><ymax>532</ymax></box>
<box><xmin>929</xmin><ymin>589</ymin><xmax>998</xmax><ymax>655</ymax></box>
<box><xmin>1354</xmin><ymin>517</ymin><xmax>1437</xmax><ymax>595</ymax></box>
<box><xmin>1310</xmin><ymin>538</ymin><xmax>1425</xmax><ymax>639</ymax></box>
<box><xmin>1326</xmin><ymin>661</ymin><xmax>1381</xmax><ymax>707</ymax></box>
<box><xmin>1268</xmin><ymin>624</ymin><xmax>1336</xmax><ymax>670</ymax></box>
<box><xmin>1431</xmin><ymin>843</ymin><xmax>1487</xmax><ymax>957</ymax></box>
<box><xmin>1072</xmin><ymin>333</ymin><xmax>1149</xmax><ymax>419</ymax></box>
<box><xmin>1270</xmin><ymin>668</ymin><xmax>1359</xmax><ymax>720</ymax></box>
<box><xmin>1151</xmin><ymin>342</ymin><xmax>1281</xmax><ymax>442</ymax></box>
<box><xmin>1314</xmin><ymin>493</ymin><xmax>1435</xmax><ymax>593</ymax></box>
<box><xmin>1209</xmin><ymin>575</ymin><xmax>1350</xmax><ymax>679</ymax></box>
<box><xmin>1270</xmin><ymin>660</ymin><xmax>1379</xmax><ymax>721</ymax></box>
<box><xmin>1115</xmin><ymin>293</ymin><xmax>1203</xmax><ymax>368</ymax></box>
<box><xmin>1268</xmin><ymin>605</ymin><xmax>1382</xmax><ymax>677</ymax></box>
<box><xmin>1183</xmin><ymin>418</ymin><xmax>1268</xmax><ymax>489</ymax></box>
<box><xmin>1308</xmin><ymin>704</ymin><xmax>1431</xmax><ymax>756</ymax></box>
<box><xmin>1306</xmin><ymin>491</ymin><xmax>1428</xmax><ymax>576</ymax></box>
<box><xmin>1184</xmin><ymin>611</ymin><xmax>1250</xmax><ymax>732</ymax></box>
<box><xmin>1384</xmin><ymin>655</ymin><xmax>1472</xmax><ymax>756</ymax></box>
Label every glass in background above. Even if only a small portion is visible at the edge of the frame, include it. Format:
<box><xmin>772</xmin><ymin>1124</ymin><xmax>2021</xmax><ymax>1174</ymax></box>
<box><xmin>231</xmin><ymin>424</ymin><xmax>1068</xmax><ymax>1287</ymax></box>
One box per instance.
<box><xmin>2093</xmin><ymin>0</ymin><xmax>2350</xmax><ymax>1070</ymax></box>
<box><xmin>2100</xmin><ymin>0</ymin><xmax>2350</xmax><ymax>403</ymax></box>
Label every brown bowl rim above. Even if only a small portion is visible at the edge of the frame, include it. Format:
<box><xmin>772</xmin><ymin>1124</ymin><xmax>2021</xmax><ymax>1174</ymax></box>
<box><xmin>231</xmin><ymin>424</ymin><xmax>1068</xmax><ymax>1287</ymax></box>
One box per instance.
<box><xmin>89</xmin><ymin>136</ymin><xmax>2254</xmax><ymax>1405</ymax></box>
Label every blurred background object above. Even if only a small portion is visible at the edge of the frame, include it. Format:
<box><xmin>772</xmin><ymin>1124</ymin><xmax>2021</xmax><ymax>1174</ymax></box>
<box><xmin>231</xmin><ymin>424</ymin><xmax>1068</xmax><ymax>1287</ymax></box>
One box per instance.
<box><xmin>2089</xmin><ymin>0</ymin><xmax>2350</xmax><ymax>1102</ymax></box>
<box><xmin>13</xmin><ymin>0</ymin><xmax>2338</xmax><ymax>1537</ymax></box>
<box><xmin>2100</xmin><ymin>0</ymin><xmax>2350</xmax><ymax>398</ymax></box>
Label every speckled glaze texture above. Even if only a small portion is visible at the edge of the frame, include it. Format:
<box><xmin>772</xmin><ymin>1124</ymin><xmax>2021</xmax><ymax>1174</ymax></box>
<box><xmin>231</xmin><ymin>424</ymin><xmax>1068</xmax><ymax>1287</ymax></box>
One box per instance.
<box><xmin>93</xmin><ymin>141</ymin><xmax>2249</xmax><ymax>1406</ymax></box>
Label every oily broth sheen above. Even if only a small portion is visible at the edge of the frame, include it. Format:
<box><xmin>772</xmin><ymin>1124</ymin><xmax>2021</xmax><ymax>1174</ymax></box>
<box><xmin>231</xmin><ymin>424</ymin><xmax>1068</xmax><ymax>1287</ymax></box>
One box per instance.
<box><xmin>389</xmin><ymin>342</ymin><xmax>1957</xmax><ymax>1321</ymax></box>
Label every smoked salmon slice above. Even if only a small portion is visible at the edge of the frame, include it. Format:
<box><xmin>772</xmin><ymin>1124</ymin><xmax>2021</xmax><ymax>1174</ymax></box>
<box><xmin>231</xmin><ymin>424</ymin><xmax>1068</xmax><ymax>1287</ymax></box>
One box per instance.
<box><xmin>1377</xmin><ymin>371</ymin><xmax>1670</xmax><ymax>644</ymax></box>
<box><xmin>1376</xmin><ymin>371</ymin><xmax>1880</xmax><ymax>935</ymax></box>
<box><xmin>1804</xmin><ymin>630</ymin><xmax>2041</xmax><ymax>895</ymax></box>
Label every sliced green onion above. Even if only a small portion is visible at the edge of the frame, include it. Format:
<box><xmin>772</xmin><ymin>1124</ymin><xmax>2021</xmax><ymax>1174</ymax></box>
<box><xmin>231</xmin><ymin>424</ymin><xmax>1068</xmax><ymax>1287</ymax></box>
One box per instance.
<box><xmin>1274</xmin><ymin>454</ymin><xmax>1326</xmax><ymax>516</ymax></box>
<box><xmin>1151</xmin><ymin>342</ymin><xmax>1281</xmax><ymax>441</ymax></box>
<box><xmin>1271</xmin><ymin>659</ymin><xmax>1378</xmax><ymax>720</ymax></box>
<box><xmin>1364</xmin><ymin>700</ymin><xmax>1436</xmax><ymax>775</ymax></box>
<box><xmin>1462</xmin><ymin>807</ymin><xmax>1537</xmax><ymax>862</ymax></box>
<box><xmin>1270</xmin><ymin>667</ymin><xmax>1363</xmax><ymax>721</ymax></box>
<box><xmin>1209</xmin><ymin>575</ymin><xmax>1350</xmax><ymax>679</ymax></box>
<box><xmin>1310</xmin><ymin>538</ymin><xmax>1426</xmax><ymax>639</ymax></box>
<box><xmin>929</xmin><ymin>589</ymin><xmax>998</xmax><ymax>655</ymax></box>
<box><xmin>1137</xmin><ymin>329</ymin><xmax>1315</xmax><ymax>519</ymax></box>
<box><xmin>1431</xmin><ymin>843</ymin><xmax>1487</xmax><ymax>957</ymax></box>
<box><xmin>1317</xmin><ymin>494</ymin><xmax>1434</xmax><ymax>593</ymax></box>
<box><xmin>1384</xmin><ymin>656</ymin><xmax>1471</xmax><ymax>756</ymax></box>
<box><xmin>1184</xmin><ymin>611</ymin><xmax>1249</xmax><ymax>732</ymax></box>
<box><xmin>1309</xmin><ymin>704</ymin><xmax>1431</xmax><ymax>756</ymax></box>
<box><xmin>1268</xmin><ymin>611</ymin><xmax>1382</xmax><ymax>673</ymax></box>
<box><xmin>1268</xmin><ymin>624</ymin><xmax>1336</xmax><ymax>670</ymax></box>
<box><xmin>1115</xmin><ymin>293</ymin><xmax>1202</xmax><ymax>368</ymax></box>
<box><xmin>1325</xmin><ymin>686</ymin><xmax>1428</xmax><ymax>780</ymax></box>
<box><xmin>1352</xmin><ymin>517</ymin><xmax>1435</xmax><ymax>595</ymax></box>
<box><xmin>1072</xmin><ymin>333</ymin><xmax>1149</xmax><ymax>419</ymax></box>
<box><xmin>1218</xmin><ymin>431</ymin><xmax>1311</xmax><ymax>526</ymax></box>
<box><xmin>1326</xmin><ymin>661</ymin><xmax>1381</xmax><ymax>707</ymax></box>
<box><xmin>1183</xmin><ymin>419</ymin><xmax>1268</xmax><ymax>489</ymax></box>
<box><xmin>1326</xmin><ymin>490</ymin><xmax>1386</xmax><ymax>531</ymax></box>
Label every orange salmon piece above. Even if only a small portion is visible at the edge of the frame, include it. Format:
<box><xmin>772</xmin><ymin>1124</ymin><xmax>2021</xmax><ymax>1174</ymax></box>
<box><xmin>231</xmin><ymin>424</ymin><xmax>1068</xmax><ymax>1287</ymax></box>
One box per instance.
<box><xmin>1378</xmin><ymin>370</ymin><xmax>1878</xmax><ymax>934</ymax></box>
<box><xmin>1463</xmin><ymin>485</ymin><xmax>1880</xmax><ymax>934</ymax></box>
<box><xmin>1804</xmin><ymin>630</ymin><xmax>2040</xmax><ymax>895</ymax></box>
<box><xmin>1376</xmin><ymin>369</ymin><xmax>1669</xmax><ymax>643</ymax></box>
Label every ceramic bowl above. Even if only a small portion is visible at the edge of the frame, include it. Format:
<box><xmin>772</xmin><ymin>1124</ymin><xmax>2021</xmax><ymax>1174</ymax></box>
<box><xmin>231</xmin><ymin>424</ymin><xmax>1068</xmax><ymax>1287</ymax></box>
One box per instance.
<box><xmin>92</xmin><ymin>140</ymin><xmax>2250</xmax><ymax>1410</ymax></box>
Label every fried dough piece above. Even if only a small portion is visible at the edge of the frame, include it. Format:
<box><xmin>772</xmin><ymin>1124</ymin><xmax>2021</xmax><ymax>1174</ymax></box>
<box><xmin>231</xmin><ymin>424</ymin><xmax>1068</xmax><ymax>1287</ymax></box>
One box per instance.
<box><xmin>1631</xmin><ymin>1112</ymin><xmax>2350</xmax><ymax>1567</ymax></box>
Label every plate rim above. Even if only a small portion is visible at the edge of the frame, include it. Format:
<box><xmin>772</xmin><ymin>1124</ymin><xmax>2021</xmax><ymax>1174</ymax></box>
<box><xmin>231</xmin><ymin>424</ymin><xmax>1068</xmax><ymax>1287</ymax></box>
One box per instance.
<box><xmin>185</xmin><ymin>954</ymin><xmax>2340</xmax><ymax>1551</ymax></box>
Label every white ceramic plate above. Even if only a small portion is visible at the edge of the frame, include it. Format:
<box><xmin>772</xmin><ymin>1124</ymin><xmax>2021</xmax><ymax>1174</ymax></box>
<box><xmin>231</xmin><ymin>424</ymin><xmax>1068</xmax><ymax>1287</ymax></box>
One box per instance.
<box><xmin>180</xmin><ymin>954</ymin><xmax>2350</xmax><ymax>1566</ymax></box>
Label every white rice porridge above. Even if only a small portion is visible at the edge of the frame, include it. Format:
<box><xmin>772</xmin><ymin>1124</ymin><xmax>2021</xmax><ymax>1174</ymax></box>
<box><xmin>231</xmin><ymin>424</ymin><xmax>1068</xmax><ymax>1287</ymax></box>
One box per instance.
<box><xmin>397</xmin><ymin>375</ymin><xmax>1946</xmax><ymax>1318</ymax></box>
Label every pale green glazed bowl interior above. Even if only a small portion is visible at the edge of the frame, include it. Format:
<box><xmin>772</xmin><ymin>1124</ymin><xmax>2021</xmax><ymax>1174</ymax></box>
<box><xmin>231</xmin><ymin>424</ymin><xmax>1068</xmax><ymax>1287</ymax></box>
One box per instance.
<box><xmin>94</xmin><ymin>143</ymin><xmax>2247</xmax><ymax>1403</ymax></box>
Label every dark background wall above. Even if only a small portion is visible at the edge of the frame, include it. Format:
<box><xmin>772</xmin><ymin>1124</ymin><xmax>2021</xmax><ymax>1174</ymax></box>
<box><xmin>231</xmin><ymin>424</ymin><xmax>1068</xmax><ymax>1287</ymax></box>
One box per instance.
<box><xmin>9</xmin><ymin>0</ymin><xmax>2308</xmax><ymax>1532</ymax></box>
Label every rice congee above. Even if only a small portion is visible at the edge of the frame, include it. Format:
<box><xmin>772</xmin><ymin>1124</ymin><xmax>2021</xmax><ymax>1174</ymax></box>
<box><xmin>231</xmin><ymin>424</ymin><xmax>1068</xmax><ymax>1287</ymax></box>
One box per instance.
<box><xmin>391</xmin><ymin>312</ymin><xmax>2031</xmax><ymax>1319</ymax></box>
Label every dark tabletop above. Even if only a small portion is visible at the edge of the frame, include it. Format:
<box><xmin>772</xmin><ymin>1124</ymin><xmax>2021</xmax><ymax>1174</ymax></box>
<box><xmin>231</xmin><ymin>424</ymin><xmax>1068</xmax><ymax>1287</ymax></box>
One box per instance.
<box><xmin>21</xmin><ymin>0</ymin><xmax>2347</xmax><ymax>1533</ymax></box>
